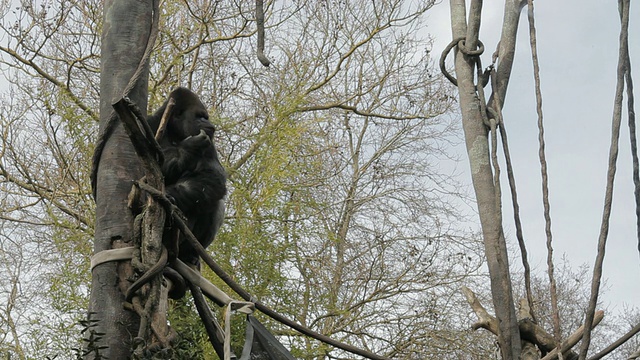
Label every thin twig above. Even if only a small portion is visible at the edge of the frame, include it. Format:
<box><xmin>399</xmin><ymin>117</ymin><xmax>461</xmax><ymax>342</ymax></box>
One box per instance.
<box><xmin>155</xmin><ymin>98</ymin><xmax>175</xmax><ymax>142</ymax></box>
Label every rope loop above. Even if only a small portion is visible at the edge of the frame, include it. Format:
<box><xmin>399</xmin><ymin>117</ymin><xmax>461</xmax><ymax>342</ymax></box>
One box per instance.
<box><xmin>458</xmin><ymin>39</ymin><xmax>485</xmax><ymax>56</ymax></box>
<box><xmin>440</xmin><ymin>37</ymin><xmax>486</xmax><ymax>86</ymax></box>
<box><xmin>439</xmin><ymin>36</ymin><xmax>465</xmax><ymax>86</ymax></box>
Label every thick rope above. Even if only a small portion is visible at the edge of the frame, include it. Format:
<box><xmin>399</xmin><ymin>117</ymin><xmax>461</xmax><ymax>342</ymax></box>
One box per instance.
<box><xmin>526</xmin><ymin>0</ymin><xmax>559</xmax><ymax>345</ymax></box>
<box><xmin>488</xmin><ymin>64</ymin><xmax>537</xmax><ymax>324</ymax></box>
<box><xmin>439</xmin><ymin>37</ymin><xmax>465</xmax><ymax>86</ymax></box>
<box><xmin>578</xmin><ymin>1</ymin><xmax>629</xmax><ymax>358</ymax></box>
<box><xmin>624</xmin><ymin>7</ymin><xmax>640</xmax><ymax>256</ymax></box>
<box><xmin>474</xmin><ymin>60</ymin><xmax>504</xmax><ymax>246</ymax></box>
<box><xmin>440</xmin><ymin>36</ymin><xmax>491</xmax><ymax>89</ymax></box>
<box><xmin>125</xmin><ymin>247</ymin><xmax>168</xmax><ymax>302</ymax></box>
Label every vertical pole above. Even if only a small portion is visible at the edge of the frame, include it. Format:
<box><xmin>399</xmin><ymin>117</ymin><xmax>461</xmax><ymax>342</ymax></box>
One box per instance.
<box><xmin>88</xmin><ymin>1</ymin><xmax>152</xmax><ymax>358</ymax></box>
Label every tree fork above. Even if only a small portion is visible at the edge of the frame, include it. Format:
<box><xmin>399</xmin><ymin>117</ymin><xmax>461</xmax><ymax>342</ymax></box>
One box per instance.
<box><xmin>448</xmin><ymin>0</ymin><xmax>526</xmax><ymax>358</ymax></box>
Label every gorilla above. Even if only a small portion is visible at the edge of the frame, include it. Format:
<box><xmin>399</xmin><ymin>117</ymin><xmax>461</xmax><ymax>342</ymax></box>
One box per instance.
<box><xmin>147</xmin><ymin>87</ymin><xmax>227</xmax><ymax>268</ymax></box>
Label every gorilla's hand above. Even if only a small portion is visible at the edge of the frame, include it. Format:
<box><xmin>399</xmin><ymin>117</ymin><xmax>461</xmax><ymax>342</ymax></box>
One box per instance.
<box><xmin>182</xmin><ymin>129</ymin><xmax>211</xmax><ymax>149</ymax></box>
<box><xmin>165</xmin><ymin>193</ymin><xmax>177</xmax><ymax>206</ymax></box>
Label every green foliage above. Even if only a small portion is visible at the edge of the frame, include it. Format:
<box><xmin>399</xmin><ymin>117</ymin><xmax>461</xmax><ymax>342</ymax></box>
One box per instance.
<box><xmin>213</xmin><ymin>92</ymin><xmax>322</xmax><ymax>299</ymax></box>
<box><xmin>168</xmin><ymin>299</ymin><xmax>213</xmax><ymax>360</ymax></box>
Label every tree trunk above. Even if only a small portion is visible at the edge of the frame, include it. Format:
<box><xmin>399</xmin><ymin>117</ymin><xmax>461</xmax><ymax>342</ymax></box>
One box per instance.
<box><xmin>88</xmin><ymin>1</ymin><xmax>152</xmax><ymax>358</ymax></box>
<box><xmin>449</xmin><ymin>1</ymin><xmax>523</xmax><ymax>359</ymax></box>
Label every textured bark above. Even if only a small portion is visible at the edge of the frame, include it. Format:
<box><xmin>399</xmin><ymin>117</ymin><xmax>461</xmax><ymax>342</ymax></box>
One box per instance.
<box><xmin>489</xmin><ymin>0</ymin><xmax>527</xmax><ymax>109</ymax></box>
<box><xmin>88</xmin><ymin>1</ymin><xmax>152</xmax><ymax>358</ymax></box>
<box><xmin>114</xmin><ymin>98</ymin><xmax>170</xmax><ymax>353</ymax></box>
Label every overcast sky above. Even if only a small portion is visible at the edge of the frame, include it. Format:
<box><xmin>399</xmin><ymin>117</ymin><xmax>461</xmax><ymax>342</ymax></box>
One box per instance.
<box><xmin>427</xmin><ymin>1</ymin><xmax>639</xmax><ymax>311</ymax></box>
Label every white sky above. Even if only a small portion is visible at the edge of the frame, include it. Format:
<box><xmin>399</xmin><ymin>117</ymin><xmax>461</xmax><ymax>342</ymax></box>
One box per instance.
<box><xmin>427</xmin><ymin>1</ymin><xmax>639</xmax><ymax>312</ymax></box>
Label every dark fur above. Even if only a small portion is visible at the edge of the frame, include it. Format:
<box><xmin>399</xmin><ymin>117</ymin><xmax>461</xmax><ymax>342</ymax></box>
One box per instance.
<box><xmin>147</xmin><ymin>87</ymin><xmax>227</xmax><ymax>267</ymax></box>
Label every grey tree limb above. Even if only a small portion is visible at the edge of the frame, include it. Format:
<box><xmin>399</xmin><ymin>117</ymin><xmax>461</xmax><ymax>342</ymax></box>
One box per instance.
<box><xmin>449</xmin><ymin>1</ymin><xmax>522</xmax><ymax>358</ymax></box>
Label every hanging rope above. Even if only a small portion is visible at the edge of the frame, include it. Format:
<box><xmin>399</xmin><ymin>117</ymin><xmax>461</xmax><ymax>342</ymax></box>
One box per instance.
<box><xmin>474</xmin><ymin>57</ymin><xmax>504</xmax><ymax>244</ymax></box>
<box><xmin>578</xmin><ymin>0</ymin><xmax>630</xmax><ymax>358</ymax></box>
<box><xmin>439</xmin><ymin>37</ymin><xmax>464</xmax><ymax>86</ymax></box>
<box><xmin>90</xmin><ymin>0</ymin><xmax>161</xmax><ymax>199</ymax></box>
<box><xmin>188</xmin><ymin>281</ymin><xmax>227</xmax><ymax>359</ymax></box>
<box><xmin>526</xmin><ymin>0</ymin><xmax>560</xmax><ymax>347</ymax></box>
<box><xmin>486</xmin><ymin>63</ymin><xmax>537</xmax><ymax>324</ymax></box>
<box><xmin>256</xmin><ymin>0</ymin><xmax>271</xmax><ymax>67</ymax></box>
<box><xmin>624</xmin><ymin>5</ymin><xmax>640</xmax><ymax>256</ymax></box>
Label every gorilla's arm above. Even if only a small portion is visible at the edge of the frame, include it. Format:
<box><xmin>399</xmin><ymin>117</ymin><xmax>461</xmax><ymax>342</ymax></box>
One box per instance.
<box><xmin>165</xmin><ymin>158</ymin><xmax>227</xmax><ymax>216</ymax></box>
<box><xmin>161</xmin><ymin>130</ymin><xmax>211</xmax><ymax>184</ymax></box>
